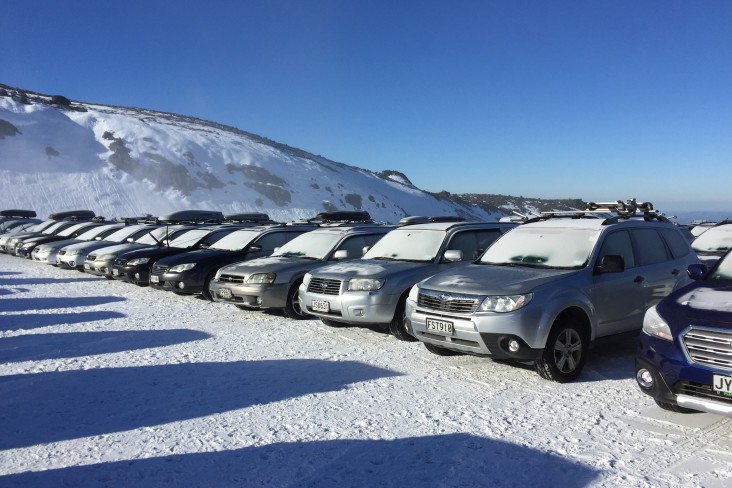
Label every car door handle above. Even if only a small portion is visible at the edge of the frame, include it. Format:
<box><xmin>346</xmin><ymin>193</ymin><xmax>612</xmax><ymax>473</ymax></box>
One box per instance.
<box><xmin>634</xmin><ymin>276</ymin><xmax>645</xmax><ymax>283</ymax></box>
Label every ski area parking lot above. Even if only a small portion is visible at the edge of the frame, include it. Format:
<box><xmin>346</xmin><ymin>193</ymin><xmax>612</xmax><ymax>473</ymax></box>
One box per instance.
<box><xmin>1</xmin><ymin>253</ymin><xmax>731</xmax><ymax>487</ymax></box>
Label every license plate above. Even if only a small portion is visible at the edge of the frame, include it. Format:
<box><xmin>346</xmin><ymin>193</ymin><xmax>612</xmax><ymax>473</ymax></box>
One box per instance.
<box><xmin>218</xmin><ymin>288</ymin><xmax>232</xmax><ymax>299</ymax></box>
<box><xmin>426</xmin><ymin>318</ymin><xmax>454</xmax><ymax>336</ymax></box>
<box><xmin>112</xmin><ymin>268</ymin><xmax>119</xmax><ymax>276</ymax></box>
<box><xmin>311</xmin><ymin>299</ymin><xmax>330</xmax><ymax>312</ymax></box>
<box><xmin>84</xmin><ymin>264</ymin><xmax>91</xmax><ymax>270</ymax></box>
<box><xmin>713</xmin><ymin>374</ymin><xmax>732</xmax><ymax>397</ymax></box>
<box><xmin>150</xmin><ymin>275</ymin><xmax>160</xmax><ymax>283</ymax></box>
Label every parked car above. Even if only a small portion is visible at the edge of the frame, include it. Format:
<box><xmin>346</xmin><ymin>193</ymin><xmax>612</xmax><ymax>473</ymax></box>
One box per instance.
<box><xmin>56</xmin><ymin>224</ymin><xmax>161</xmax><ymax>270</ymax></box>
<box><xmin>32</xmin><ymin>224</ymin><xmax>125</xmax><ymax>265</ymax></box>
<box><xmin>15</xmin><ymin>221</ymin><xmax>105</xmax><ymax>258</ymax></box>
<box><xmin>299</xmin><ymin>218</ymin><xmax>517</xmax><ymax>340</ymax></box>
<box><xmin>636</xmin><ymin>251</ymin><xmax>732</xmax><ymax>417</ymax></box>
<box><xmin>4</xmin><ymin>219</ymin><xmax>92</xmax><ymax>256</ymax></box>
<box><xmin>149</xmin><ymin>223</ymin><xmax>317</xmax><ymax>299</ymax></box>
<box><xmin>405</xmin><ymin>200</ymin><xmax>699</xmax><ymax>382</ymax></box>
<box><xmin>0</xmin><ymin>219</ymin><xmax>59</xmax><ymax>251</ymax></box>
<box><xmin>209</xmin><ymin>222</ymin><xmax>394</xmax><ymax>318</ymax></box>
<box><xmin>0</xmin><ymin>218</ymin><xmax>42</xmax><ymax>235</ymax></box>
<box><xmin>690</xmin><ymin>222</ymin><xmax>732</xmax><ymax>267</ymax></box>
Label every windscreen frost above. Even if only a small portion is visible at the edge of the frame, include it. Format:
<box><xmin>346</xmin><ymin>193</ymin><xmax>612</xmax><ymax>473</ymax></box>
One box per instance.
<box><xmin>209</xmin><ymin>229</ymin><xmax>261</xmax><ymax>251</ymax></box>
<box><xmin>273</xmin><ymin>233</ymin><xmax>341</xmax><ymax>260</ymax></box>
<box><xmin>363</xmin><ymin>229</ymin><xmax>446</xmax><ymax>263</ymax></box>
<box><xmin>168</xmin><ymin>229</ymin><xmax>211</xmax><ymax>248</ymax></box>
<box><xmin>692</xmin><ymin>225</ymin><xmax>732</xmax><ymax>253</ymax></box>
<box><xmin>479</xmin><ymin>227</ymin><xmax>599</xmax><ymax>269</ymax></box>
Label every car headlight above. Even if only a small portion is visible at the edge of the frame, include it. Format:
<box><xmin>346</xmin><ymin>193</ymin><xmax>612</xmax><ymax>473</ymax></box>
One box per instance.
<box><xmin>169</xmin><ymin>263</ymin><xmax>196</xmax><ymax>273</ymax></box>
<box><xmin>479</xmin><ymin>294</ymin><xmax>532</xmax><ymax>313</ymax></box>
<box><xmin>68</xmin><ymin>248</ymin><xmax>83</xmax><ymax>256</ymax></box>
<box><xmin>127</xmin><ymin>257</ymin><xmax>151</xmax><ymax>266</ymax></box>
<box><xmin>643</xmin><ymin>305</ymin><xmax>673</xmax><ymax>342</ymax></box>
<box><xmin>348</xmin><ymin>278</ymin><xmax>384</xmax><ymax>291</ymax></box>
<box><xmin>303</xmin><ymin>273</ymin><xmax>312</xmax><ymax>286</ymax></box>
<box><xmin>408</xmin><ymin>284</ymin><xmax>419</xmax><ymax>302</ymax></box>
<box><xmin>247</xmin><ymin>272</ymin><xmax>276</xmax><ymax>284</ymax></box>
<box><xmin>100</xmin><ymin>254</ymin><xmax>116</xmax><ymax>261</ymax></box>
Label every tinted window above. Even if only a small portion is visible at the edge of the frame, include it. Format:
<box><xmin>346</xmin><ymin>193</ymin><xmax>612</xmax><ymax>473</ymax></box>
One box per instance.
<box><xmin>334</xmin><ymin>235</ymin><xmax>370</xmax><ymax>259</ymax></box>
<box><xmin>598</xmin><ymin>230</ymin><xmax>635</xmax><ymax>268</ymax></box>
<box><xmin>255</xmin><ymin>231</ymin><xmax>300</xmax><ymax>253</ymax></box>
<box><xmin>632</xmin><ymin>229</ymin><xmax>669</xmax><ymax>265</ymax></box>
<box><xmin>660</xmin><ymin>228</ymin><xmax>690</xmax><ymax>258</ymax></box>
<box><xmin>447</xmin><ymin>229</ymin><xmax>503</xmax><ymax>261</ymax></box>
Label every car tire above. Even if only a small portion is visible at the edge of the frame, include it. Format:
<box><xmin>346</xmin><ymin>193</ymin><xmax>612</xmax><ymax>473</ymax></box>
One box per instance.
<box><xmin>535</xmin><ymin>318</ymin><xmax>587</xmax><ymax>383</ymax></box>
<box><xmin>388</xmin><ymin>295</ymin><xmax>417</xmax><ymax>342</ymax></box>
<box><xmin>283</xmin><ymin>281</ymin><xmax>309</xmax><ymax>320</ymax></box>
<box><xmin>654</xmin><ymin>399</ymin><xmax>696</xmax><ymax>414</ymax></box>
<box><xmin>424</xmin><ymin>342</ymin><xmax>462</xmax><ymax>356</ymax></box>
<box><xmin>201</xmin><ymin>273</ymin><xmax>216</xmax><ymax>301</ymax></box>
<box><xmin>320</xmin><ymin>317</ymin><xmax>345</xmax><ymax>327</ymax></box>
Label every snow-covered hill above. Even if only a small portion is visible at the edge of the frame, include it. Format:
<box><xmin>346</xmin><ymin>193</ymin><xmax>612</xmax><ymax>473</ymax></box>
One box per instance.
<box><xmin>0</xmin><ymin>87</ymin><xmax>501</xmax><ymax>223</ymax></box>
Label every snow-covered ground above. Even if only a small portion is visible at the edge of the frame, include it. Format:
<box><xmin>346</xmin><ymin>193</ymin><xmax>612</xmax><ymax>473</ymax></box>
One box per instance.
<box><xmin>1</xmin><ymin>252</ymin><xmax>731</xmax><ymax>487</ymax></box>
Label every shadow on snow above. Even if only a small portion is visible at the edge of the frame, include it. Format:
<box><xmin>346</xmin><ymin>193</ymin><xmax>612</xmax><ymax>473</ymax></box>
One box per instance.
<box><xmin>0</xmin><ymin>277</ymin><xmax>104</xmax><ymax>287</ymax></box>
<box><xmin>0</xmin><ymin>311</ymin><xmax>126</xmax><ymax>331</ymax></box>
<box><xmin>0</xmin><ymin>434</ymin><xmax>600</xmax><ymax>488</ymax></box>
<box><xmin>0</xmin><ymin>359</ymin><xmax>401</xmax><ymax>450</ymax></box>
<box><xmin>0</xmin><ymin>295</ymin><xmax>126</xmax><ymax>313</ymax></box>
<box><xmin>0</xmin><ymin>329</ymin><xmax>211</xmax><ymax>363</ymax></box>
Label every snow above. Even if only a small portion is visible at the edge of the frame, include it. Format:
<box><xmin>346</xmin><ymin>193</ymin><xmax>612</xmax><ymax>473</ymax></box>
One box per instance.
<box><xmin>1</xmin><ymin>253</ymin><xmax>732</xmax><ymax>487</ymax></box>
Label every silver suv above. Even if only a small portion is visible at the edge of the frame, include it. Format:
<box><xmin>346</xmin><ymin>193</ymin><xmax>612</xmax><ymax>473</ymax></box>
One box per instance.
<box><xmin>299</xmin><ymin>220</ymin><xmax>517</xmax><ymax>340</ymax></box>
<box><xmin>209</xmin><ymin>224</ymin><xmax>393</xmax><ymax>318</ymax></box>
<box><xmin>406</xmin><ymin>200</ymin><xmax>699</xmax><ymax>382</ymax></box>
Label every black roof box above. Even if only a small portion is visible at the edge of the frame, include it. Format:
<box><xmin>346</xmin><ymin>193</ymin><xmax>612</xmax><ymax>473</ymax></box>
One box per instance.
<box><xmin>0</xmin><ymin>209</ymin><xmax>37</xmax><ymax>218</ymax></box>
<box><xmin>310</xmin><ymin>211</ymin><xmax>372</xmax><ymax>223</ymax></box>
<box><xmin>48</xmin><ymin>210</ymin><xmax>96</xmax><ymax>220</ymax></box>
<box><xmin>224</xmin><ymin>213</ymin><xmax>275</xmax><ymax>223</ymax></box>
<box><xmin>400</xmin><ymin>215</ymin><xmax>464</xmax><ymax>225</ymax></box>
<box><xmin>157</xmin><ymin>210</ymin><xmax>225</xmax><ymax>223</ymax></box>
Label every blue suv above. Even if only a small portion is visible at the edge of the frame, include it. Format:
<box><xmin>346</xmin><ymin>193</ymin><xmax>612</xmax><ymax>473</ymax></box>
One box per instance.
<box><xmin>636</xmin><ymin>250</ymin><xmax>732</xmax><ymax>417</ymax></box>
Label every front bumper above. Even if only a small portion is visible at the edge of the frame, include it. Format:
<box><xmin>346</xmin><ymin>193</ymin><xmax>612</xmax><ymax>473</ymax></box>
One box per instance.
<box><xmin>111</xmin><ymin>265</ymin><xmax>150</xmax><ymax>285</ymax></box>
<box><xmin>149</xmin><ymin>271</ymin><xmax>204</xmax><ymax>295</ymax></box>
<box><xmin>209</xmin><ymin>280</ymin><xmax>289</xmax><ymax>308</ymax></box>
<box><xmin>299</xmin><ymin>284</ymin><xmax>398</xmax><ymax>325</ymax></box>
<box><xmin>84</xmin><ymin>258</ymin><xmax>115</xmax><ymax>277</ymax></box>
<box><xmin>406</xmin><ymin>297</ymin><xmax>547</xmax><ymax>360</ymax></box>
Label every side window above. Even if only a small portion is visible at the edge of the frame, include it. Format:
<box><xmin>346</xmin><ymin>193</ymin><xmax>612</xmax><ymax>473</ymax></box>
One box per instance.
<box><xmin>447</xmin><ymin>230</ymin><xmax>502</xmax><ymax>261</ymax></box>
<box><xmin>254</xmin><ymin>232</ymin><xmax>296</xmax><ymax>253</ymax></box>
<box><xmin>660</xmin><ymin>228</ymin><xmax>690</xmax><ymax>258</ymax></box>
<box><xmin>632</xmin><ymin>229</ymin><xmax>670</xmax><ymax>265</ymax></box>
<box><xmin>598</xmin><ymin>230</ymin><xmax>635</xmax><ymax>268</ymax></box>
<box><xmin>333</xmin><ymin>235</ymin><xmax>368</xmax><ymax>259</ymax></box>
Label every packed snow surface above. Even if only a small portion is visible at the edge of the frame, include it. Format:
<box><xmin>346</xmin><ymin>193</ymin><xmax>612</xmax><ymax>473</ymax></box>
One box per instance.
<box><xmin>1</xmin><ymin>253</ymin><xmax>732</xmax><ymax>487</ymax></box>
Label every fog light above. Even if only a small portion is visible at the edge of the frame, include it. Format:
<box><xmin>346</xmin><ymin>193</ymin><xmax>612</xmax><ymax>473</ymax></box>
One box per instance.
<box><xmin>178</xmin><ymin>282</ymin><xmax>185</xmax><ymax>289</ymax></box>
<box><xmin>636</xmin><ymin>369</ymin><xmax>654</xmax><ymax>389</ymax></box>
<box><xmin>134</xmin><ymin>273</ymin><xmax>140</xmax><ymax>279</ymax></box>
<box><xmin>508</xmin><ymin>339</ymin><xmax>520</xmax><ymax>353</ymax></box>
<box><xmin>354</xmin><ymin>309</ymin><xmax>364</xmax><ymax>317</ymax></box>
<box><xmin>70</xmin><ymin>261</ymin><xmax>76</xmax><ymax>267</ymax></box>
<box><xmin>256</xmin><ymin>297</ymin><xmax>262</xmax><ymax>305</ymax></box>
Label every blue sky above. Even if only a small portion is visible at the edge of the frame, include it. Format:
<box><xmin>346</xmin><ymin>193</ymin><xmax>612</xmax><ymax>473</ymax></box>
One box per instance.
<box><xmin>2</xmin><ymin>1</ymin><xmax>731</xmax><ymax>211</ymax></box>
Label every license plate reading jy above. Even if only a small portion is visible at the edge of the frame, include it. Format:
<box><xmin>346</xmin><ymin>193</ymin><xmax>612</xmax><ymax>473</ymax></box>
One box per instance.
<box><xmin>112</xmin><ymin>269</ymin><xmax>119</xmax><ymax>276</ymax></box>
<box><xmin>426</xmin><ymin>318</ymin><xmax>454</xmax><ymax>336</ymax></box>
<box><xmin>713</xmin><ymin>374</ymin><xmax>732</xmax><ymax>396</ymax></box>
<box><xmin>312</xmin><ymin>300</ymin><xmax>330</xmax><ymax>312</ymax></box>
<box><xmin>218</xmin><ymin>288</ymin><xmax>232</xmax><ymax>299</ymax></box>
<box><xmin>150</xmin><ymin>275</ymin><xmax>160</xmax><ymax>283</ymax></box>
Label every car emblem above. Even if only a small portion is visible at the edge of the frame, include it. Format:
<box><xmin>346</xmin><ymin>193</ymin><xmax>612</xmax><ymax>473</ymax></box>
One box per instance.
<box><xmin>320</xmin><ymin>282</ymin><xmax>328</xmax><ymax>290</ymax></box>
<box><xmin>440</xmin><ymin>294</ymin><xmax>450</xmax><ymax>301</ymax></box>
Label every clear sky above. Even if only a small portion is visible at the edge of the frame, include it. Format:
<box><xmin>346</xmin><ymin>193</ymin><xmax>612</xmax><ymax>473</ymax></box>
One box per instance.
<box><xmin>2</xmin><ymin>0</ymin><xmax>731</xmax><ymax>211</ymax></box>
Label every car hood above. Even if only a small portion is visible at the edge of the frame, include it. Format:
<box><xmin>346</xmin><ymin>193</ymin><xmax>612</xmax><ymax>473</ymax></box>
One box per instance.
<box><xmin>419</xmin><ymin>264</ymin><xmax>581</xmax><ymax>295</ymax></box>
<box><xmin>155</xmin><ymin>248</ymin><xmax>233</xmax><ymax>266</ymax></box>
<box><xmin>39</xmin><ymin>238</ymin><xmax>81</xmax><ymax>250</ymax></box>
<box><xmin>88</xmin><ymin>243</ymin><xmax>146</xmax><ymax>257</ymax></box>
<box><xmin>117</xmin><ymin>246</ymin><xmax>188</xmax><ymax>261</ymax></box>
<box><xmin>61</xmin><ymin>240</ymin><xmax>125</xmax><ymax>253</ymax></box>
<box><xmin>310</xmin><ymin>259</ymin><xmax>440</xmax><ymax>279</ymax></box>
<box><xmin>221</xmin><ymin>256</ymin><xmax>317</xmax><ymax>277</ymax></box>
<box><xmin>659</xmin><ymin>281</ymin><xmax>732</xmax><ymax>328</ymax></box>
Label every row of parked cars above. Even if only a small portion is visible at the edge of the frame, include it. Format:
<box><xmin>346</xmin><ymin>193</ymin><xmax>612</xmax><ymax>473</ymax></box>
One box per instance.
<box><xmin>2</xmin><ymin>202</ymin><xmax>732</xmax><ymax>417</ymax></box>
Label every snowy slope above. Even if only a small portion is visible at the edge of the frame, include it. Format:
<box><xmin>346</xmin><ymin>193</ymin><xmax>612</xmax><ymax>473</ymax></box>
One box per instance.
<box><xmin>0</xmin><ymin>89</ymin><xmax>499</xmax><ymax>223</ymax></box>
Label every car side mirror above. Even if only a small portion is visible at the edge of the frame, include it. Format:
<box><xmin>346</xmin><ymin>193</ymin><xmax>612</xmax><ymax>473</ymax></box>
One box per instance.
<box><xmin>443</xmin><ymin>249</ymin><xmax>463</xmax><ymax>262</ymax></box>
<box><xmin>595</xmin><ymin>255</ymin><xmax>624</xmax><ymax>274</ymax></box>
<box><xmin>126</xmin><ymin>238</ymin><xmax>134</xmax><ymax>243</ymax></box>
<box><xmin>333</xmin><ymin>249</ymin><xmax>348</xmax><ymax>260</ymax></box>
<box><xmin>198</xmin><ymin>242</ymin><xmax>210</xmax><ymax>249</ymax></box>
<box><xmin>362</xmin><ymin>246</ymin><xmax>371</xmax><ymax>256</ymax></box>
<box><xmin>687</xmin><ymin>263</ymin><xmax>707</xmax><ymax>281</ymax></box>
<box><xmin>248</xmin><ymin>244</ymin><xmax>263</xmax><ymax>253</ymax></box>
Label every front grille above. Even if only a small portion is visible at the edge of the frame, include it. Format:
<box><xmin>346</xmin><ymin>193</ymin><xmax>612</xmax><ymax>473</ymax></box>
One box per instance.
<box><xmin>676</xmin><ymin>381</ymin><xmax>732</xmax><ymax>405</ymax></box>
<box><xmin>307</xmin><ymin>277</ymin><xmax>341</xmax><ymax>295</ymax></box>
<box><xmin>218</xmin><ymin>274</ymin><xmax>245</xmax><ymax>284</ymax></box>
<box><xmin>87</xmin><ymin>254</ymin><xmax>97</xmax><ymax>261</ymax></box>
<box><xmin>683</xmin><ymin>326</ymin><xmax>732</xmax><ymax>370</ymax></box>
<box><xmin>114</xmin><ymin>259</ymin><xmax>128</xmax><ymax>266</ymax></box>
<box><xmin>152</xmin><ymin>264</ymin><xmax>169</xmax><ymax>275</ymax></box>
<box><xmin>418</xmin><ymin>289</ymin><xmax>481</xmax><ymax>314</ymax></box>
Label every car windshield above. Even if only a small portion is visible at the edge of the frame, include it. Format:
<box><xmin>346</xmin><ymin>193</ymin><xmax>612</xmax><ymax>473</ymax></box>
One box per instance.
<box><xmin>363</xmin><ymin>229</ymin><xmax>446</xmax><ymax>263</ymax></box>
<box><xmin>57</xmin><ymin>223</ymin><xmax>90</xmax><ymax>237</ymax></box>
<box><xmin>168</xmin><ymin>229</ymin><xmax>212</xmax><ymax>248</ymax></box>
<box><xmin>479</xmin><ymin>227</ymin><xmax>599</xmax><ymax>269</ymax></box>
<box><xmin>209</xmin><ymin>229</ymin><xmax>261</xmax><ymax>251</ymax></box>
<box><xmin>76</xmin><ymin>225</ymin><xmax>114</xmax><ymax>240</ymax></box>
<box><xmin>691</xmin><ymin>225</ymin><xmax>732</xmax><ymax>253</ymax></box>
<box><xmin>136</xmin><ymin>227</ymin><xmax>178</xmax><ymax>245</ymax></box>
<box><xmin>273</xmin><ymin>232</ymin><xmax>341</xmax><ymax>260</ymax></box>
<box><xmin>43</xmin><ymin>222</ymin><xmax>67</xmax><ymax>234</ymax></box>
<box><xmin>104</xmin><ymin>226</ymin><xmax>151</xmax><ymax>242</ymax></box>
<box><xmin>711</xmin><ymin>253</ymin><xmax>732</xmax><ymax>280</ymax></box>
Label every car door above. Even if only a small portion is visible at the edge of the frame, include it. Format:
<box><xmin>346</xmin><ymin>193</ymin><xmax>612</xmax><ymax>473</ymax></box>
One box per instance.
<box><xmin>630</xmin><ymin>228</ymin><xmax>681</xmax><ymax>308</ymax></box>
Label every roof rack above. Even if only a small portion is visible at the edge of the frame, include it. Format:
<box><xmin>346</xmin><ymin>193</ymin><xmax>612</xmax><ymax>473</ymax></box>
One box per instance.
<box><xmin>0</xmin><ymin>209</ymin><xmax>37</xmax><ymax>218</ymax></box>
<box><xmin>48</xmin><ymin>210</ymin><xmax>96</xmax><ymax>221</ymax></box>
<box><xmin>523</xmin><ymin>198</ymin><xmax>668</xmax><ymax>225</ymax></box>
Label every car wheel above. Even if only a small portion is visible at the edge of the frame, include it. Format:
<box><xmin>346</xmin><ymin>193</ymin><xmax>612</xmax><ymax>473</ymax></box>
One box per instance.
<box><xmin>654</xmin><ymin>399</ymin><xmax>696</xmax><ymax>414</ymax></box>
<box><xmin>424</xmin><ymin>342</ymin><xmax>462</xmax><ymax>356</ymax></box>
<box><xmin>283</xmin><ymin>281</ymin><xmax>309</xmax><ymax>320</ymax></box>
<box><xmin>388</xmin><ymin>295</ymin><xmax>417</xmax><ymax>342</ymax></box>
<box><xmin>320</xmin><ymin>317</ymin><xmax>345</xmax><ymax>327</ymax></box>
<box><xmin>535</xmin><ymin>318</ymin><xmax>587</xmax><ymax>383</ymax></box>
<box><xmin>200</xmin><ymin>272</ymin><xmax>217</xmax><ymax>301</ymax></box>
